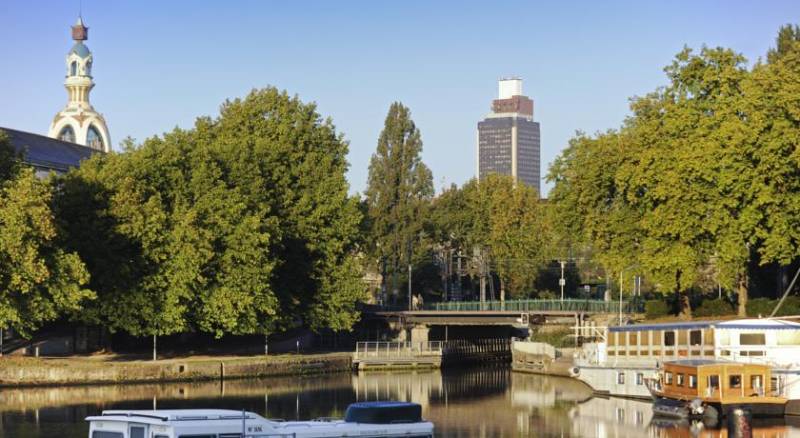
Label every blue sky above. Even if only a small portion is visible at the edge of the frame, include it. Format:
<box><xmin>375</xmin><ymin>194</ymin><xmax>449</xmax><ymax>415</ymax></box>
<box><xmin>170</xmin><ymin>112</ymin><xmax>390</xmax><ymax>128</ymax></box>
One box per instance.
<box><xmin>1</xmin><ymin>1</ymin><xmax>797</xmax><ymax>195</ymax></box>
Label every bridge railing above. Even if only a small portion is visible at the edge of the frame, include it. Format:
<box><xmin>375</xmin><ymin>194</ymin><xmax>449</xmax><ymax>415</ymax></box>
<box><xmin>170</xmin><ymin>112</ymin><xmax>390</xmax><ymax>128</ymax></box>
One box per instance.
<box><xmin>425</xmin><ymin>298</ymin><xmax>644</xmax><ymax>313</ymax></box>
<box><xmin>354</xmin><ymin>341</ymin><xmax>443</xmax><ymax>359</ymax></box>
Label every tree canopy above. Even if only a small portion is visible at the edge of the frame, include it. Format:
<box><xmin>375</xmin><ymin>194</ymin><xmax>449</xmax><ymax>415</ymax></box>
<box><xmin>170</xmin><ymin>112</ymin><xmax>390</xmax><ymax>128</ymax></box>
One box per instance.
<box><xmin>547</xmin><ymin>27</ymin><xmax>800</xmax><ymax>316</ymax></box>
<box><xmin>55</xmin><ymin>88</ymin><xmax>366</xmax><ymax>337</ymax></box>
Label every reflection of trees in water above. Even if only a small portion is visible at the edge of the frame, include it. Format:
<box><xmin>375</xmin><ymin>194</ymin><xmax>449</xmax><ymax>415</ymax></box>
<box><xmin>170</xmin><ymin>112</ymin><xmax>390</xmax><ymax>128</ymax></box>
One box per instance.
<box><xmin>4</xmin><ymin>370</ymin><xmax>796</xmax><ymax>438</ymax></box>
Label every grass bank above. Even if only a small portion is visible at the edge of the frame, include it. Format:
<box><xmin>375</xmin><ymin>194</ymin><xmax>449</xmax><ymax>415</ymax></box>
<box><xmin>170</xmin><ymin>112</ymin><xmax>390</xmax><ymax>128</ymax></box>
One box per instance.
<box><xmin>0</xmin><ymin>352</ymin><xmax>351</xmax><ymax>387</ymax></box>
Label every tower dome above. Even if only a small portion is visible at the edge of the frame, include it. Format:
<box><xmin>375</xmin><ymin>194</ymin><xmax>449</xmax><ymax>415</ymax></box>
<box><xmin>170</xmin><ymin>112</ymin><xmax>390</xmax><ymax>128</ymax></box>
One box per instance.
<box><xmin>48</xmin><ymin>16</ymin><xmax>111</xmax><ymax>152</ymax></box>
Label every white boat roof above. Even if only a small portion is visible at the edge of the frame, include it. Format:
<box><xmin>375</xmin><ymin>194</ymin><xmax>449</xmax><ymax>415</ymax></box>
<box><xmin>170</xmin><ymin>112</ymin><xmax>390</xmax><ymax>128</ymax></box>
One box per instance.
<box><xmin>88</xmin><ymin>409</ymin><xmax>268</xmax><ymax>424</ymax></box>
<box><xmin>609</xmin><ymin>318</ymin><xmax>800</xmax><ymax>332</ymax></box>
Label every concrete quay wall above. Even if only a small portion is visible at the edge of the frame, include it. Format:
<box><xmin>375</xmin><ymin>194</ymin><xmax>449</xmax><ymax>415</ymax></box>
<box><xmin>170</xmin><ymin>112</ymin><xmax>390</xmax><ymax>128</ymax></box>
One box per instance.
<box><xmin>0</xmin><ymin>353</ymin><xmax>351</xmax><ymax>387</ymax></box>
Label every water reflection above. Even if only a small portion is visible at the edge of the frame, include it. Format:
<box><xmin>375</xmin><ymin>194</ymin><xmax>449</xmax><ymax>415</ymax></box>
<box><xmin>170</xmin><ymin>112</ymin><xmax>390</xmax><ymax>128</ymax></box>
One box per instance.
<box><xmin>1</xmin><ymin>369</ymin><xmax>799</xmax><ymax>437</ymax></box>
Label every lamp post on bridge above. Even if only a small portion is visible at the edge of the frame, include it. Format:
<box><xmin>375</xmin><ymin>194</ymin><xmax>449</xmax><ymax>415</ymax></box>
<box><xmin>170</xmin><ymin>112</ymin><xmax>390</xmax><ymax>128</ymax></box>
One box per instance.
<box><xmin>559</xmin><ymin>260</ymin><xmax>566</xmax><ymax>301</ymax></box>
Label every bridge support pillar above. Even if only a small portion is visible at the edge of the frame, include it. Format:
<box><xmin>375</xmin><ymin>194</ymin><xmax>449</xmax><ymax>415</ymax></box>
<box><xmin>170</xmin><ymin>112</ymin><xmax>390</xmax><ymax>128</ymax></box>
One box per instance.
<box><xmin>410</xmin><ymin>325</ymin><xmax>429</xmax><ymax>343</ymax></box>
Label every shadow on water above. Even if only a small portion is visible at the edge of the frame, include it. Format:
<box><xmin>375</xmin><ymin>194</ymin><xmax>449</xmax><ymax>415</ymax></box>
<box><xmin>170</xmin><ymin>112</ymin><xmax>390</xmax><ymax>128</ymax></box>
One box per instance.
<box><xmin>1</xmin><ymin>367</ymin><xmax>799</xmax><ymax>437</ymax></box>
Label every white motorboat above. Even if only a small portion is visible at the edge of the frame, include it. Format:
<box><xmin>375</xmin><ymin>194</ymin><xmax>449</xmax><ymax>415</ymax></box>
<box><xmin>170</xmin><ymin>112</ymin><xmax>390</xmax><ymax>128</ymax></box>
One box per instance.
<box><xmin>86</xmin><ymin>401</ymin><xmax>434</xmax><ymax>438</ymax></box>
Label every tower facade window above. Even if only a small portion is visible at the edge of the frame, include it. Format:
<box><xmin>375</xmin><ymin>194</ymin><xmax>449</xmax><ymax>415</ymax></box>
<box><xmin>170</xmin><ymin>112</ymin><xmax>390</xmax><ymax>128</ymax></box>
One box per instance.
<box><xmin>70</xmin><ymin>61</ymin><xmax>78</xmax><ymax>76</ymax></box>
<box><xmin>87</xmin><ymin>125</ymin><xmax>104</xmax><ymax>150</ymax></box>
<box><xmin>58</xmin><ymin>125</ymin><xmax>76</xmax><ymax>143</ymax></box>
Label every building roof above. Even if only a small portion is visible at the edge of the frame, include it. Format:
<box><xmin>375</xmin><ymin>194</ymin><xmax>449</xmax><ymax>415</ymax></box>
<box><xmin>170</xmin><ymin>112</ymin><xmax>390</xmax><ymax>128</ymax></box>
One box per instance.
<box><xmin>609</xmin><ymin>318</ymin><xmax>800</xmax><ymax>333</ymax></box>
<box><xmin>1</xmin><ymin>127</ymin><xmax>100</xmax><ymax>173</ymax></box>
<box><xmin>70</xmin><ymin>41</ymin><xmax>91</xmax><ymax>58</ymax></box>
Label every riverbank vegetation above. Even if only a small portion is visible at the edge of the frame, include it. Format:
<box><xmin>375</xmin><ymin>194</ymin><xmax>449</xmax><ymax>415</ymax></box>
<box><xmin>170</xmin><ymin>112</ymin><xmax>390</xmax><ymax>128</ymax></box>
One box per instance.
<box><xmin>548</xmin><ymin>25</ymin><xmax>800</xmax><ymax>317</ymax></box>
<box><xmin>0</xmin><ymin>26</ymin><xmax>798</xmax><ymax>344</ymax></box>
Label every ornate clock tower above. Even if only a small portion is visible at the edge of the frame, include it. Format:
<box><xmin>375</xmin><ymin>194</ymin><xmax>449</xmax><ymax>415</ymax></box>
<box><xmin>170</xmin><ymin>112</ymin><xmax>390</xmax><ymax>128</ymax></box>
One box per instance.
<box><xmin>48</xmin><ymin>16</ymin><xmax>111</xmax><ymax>152</ymax></box>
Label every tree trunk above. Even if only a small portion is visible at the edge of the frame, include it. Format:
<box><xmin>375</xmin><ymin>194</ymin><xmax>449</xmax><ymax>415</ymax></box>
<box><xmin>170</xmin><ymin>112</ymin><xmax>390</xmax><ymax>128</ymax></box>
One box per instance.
<box><xmin>676</xmin><ymin>270</ymin><xmax>691</xmax><ymax>319</ymax></box>
<box><xmin>500</xmin><ymin>277</ymin><xmax>506</xmax><ymax>310</ymax></box>
<box><xmin>737</xmin><ymin>272</ymin><xmax>748</xmax><ymax>317</ymax></box>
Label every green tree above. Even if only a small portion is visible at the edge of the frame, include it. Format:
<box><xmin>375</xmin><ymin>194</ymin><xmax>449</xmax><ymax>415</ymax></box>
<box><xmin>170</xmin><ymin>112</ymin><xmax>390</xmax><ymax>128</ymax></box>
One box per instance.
<box><xmin>547</xmin><ymin>130</ymin><xmax>643</xmax><ymax>301</ymax></box>
<box><xmin>58</xmin><ymin>87</ymin><xmax>366</xmax><ymax>339</ymax></box>
<box><xmin>742</xmin><ymin>30</ymin><xmax>800</xmax><ymax>302</ymax></box>
<box><xmin>468</xmin><ymin>174</ymin><xmax>546</xmax><ymax>299</ymax></box>
<box><xmin>767</xmin><ymin>24</ymin><xmax>800</xmax><ymax>64</ymax></box>
<box><xmin>366</xmin><ymin>102</ymin><xmax>434</xmax><ymax>304</ymax></box>
<box><xmin>0</xmin><ymin>166</ymin><xmax>92</xmax><ymax>337</ymax></box>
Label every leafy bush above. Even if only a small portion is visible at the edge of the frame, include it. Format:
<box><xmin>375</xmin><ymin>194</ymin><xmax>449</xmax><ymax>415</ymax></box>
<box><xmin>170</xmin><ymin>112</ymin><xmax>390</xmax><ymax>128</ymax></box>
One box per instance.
<box><xmin>529</xmin><ymin>328</ymin><xmax>574</xmax><ymax>348</ymax></box>
<box><xmin>747</xmin><ymin>296</ymin><xmax>800</xmax><ymax>317</ymax></box>
<box><xmin>645</xmin><ymin>299</ymin><xmax>671</xmax><ymax>319</ymax></box>
<box><xmin>693</xmin><ymin>298</ymin><xmax>735</xmax><ymax>317</ymax></box>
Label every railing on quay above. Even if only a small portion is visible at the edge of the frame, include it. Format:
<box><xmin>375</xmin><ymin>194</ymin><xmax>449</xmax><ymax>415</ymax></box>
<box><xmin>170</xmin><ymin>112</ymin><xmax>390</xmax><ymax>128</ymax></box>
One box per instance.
<box><xmin>425</xmin><ymin>298</ymin><xmax>644</xmax><ymax>314</ymax></box>
<box><xmin>354</xmin><ymin>341</ymin><xmax>443</xmax><ymax>359</ymax></box>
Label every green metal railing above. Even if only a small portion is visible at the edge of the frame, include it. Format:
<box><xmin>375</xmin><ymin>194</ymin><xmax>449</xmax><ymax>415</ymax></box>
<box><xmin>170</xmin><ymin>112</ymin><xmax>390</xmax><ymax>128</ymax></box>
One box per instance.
<box><xmin>425</xmin><ymin>298</ymin><xmax>644</xmax><ymax>314</ymax></box>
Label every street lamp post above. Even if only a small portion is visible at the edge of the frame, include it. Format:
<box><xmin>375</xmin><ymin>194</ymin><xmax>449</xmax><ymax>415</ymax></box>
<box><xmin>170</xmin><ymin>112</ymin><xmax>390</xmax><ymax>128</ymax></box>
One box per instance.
<box><xmin>559</xmin><ymin>260</ymin><xmax>566</xmax><ymax>301</ymax></box>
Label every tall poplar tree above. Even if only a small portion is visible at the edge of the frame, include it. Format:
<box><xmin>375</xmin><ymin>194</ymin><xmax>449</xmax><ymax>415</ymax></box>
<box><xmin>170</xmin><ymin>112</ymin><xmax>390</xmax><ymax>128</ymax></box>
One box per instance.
<box><xmin>366</xmin><ymin>103</ymin><xmax>433</xmax><ymax>302</ymax></box>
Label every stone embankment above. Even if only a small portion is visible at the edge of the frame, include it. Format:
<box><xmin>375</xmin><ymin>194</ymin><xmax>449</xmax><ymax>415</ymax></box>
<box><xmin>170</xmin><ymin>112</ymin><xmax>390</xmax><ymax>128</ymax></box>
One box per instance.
<box><xmin>0</xmin><ymin>353</ymin><xmax>351</xmax><ymax>387</ymax></box>
<box><xmin>511</xmin><ymin>341</ymin><xmax>576</xmax><ymax>377</ymax></box>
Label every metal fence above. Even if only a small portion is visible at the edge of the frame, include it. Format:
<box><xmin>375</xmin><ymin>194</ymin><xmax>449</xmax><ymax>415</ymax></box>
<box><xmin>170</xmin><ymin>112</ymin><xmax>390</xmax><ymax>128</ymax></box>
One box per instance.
<box><xmin>425</xmin><ymin>298</ymin><xmax>644</xmax><ymax>313</ymax></box>
<box><xmin>354</xmin><ymin>341</ymin><xmax>444</xmax><ymax>359</ymax></box>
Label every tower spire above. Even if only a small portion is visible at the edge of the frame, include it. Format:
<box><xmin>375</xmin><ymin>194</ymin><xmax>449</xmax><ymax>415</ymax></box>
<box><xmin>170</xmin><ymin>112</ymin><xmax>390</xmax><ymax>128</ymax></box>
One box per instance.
<box><xmin>48</xmin><ymin>15</ymin><xmax>111</xmax><ymax>152</ymax></box>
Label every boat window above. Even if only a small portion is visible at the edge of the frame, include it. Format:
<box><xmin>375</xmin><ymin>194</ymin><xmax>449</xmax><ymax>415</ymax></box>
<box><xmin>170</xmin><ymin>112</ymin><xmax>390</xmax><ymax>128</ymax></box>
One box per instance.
<box><xmin>689</xmin><ymin>330</ymin><xmax>702</xmax><ymax>346</ymax></box>
<box><xmin>618</xmin><ymin>372</ymin><xmax>625</xmax><ymax>384</ymax></box>
<box><xmin>664</xmin><ymin>331</ymin><xmax>676</xmax><ymax>346</ymax></box>
<box><xmin>665</xmin><ymin>372</ymin><xmax>673</xmax><ymax>385</ymax></box>
<box><xmin>689</xmin><ymin>374</ymin><xmax>697</xmax><ymax>389</ymax></box>
<box><xmin>219</xmin><ymin>435</ymin><xmax>243</xmax><ymax>438</ymax></box>
<box><xmin>179</xmin><ymin>435</ymin><xmax>217</xmax><ymax>438</ymax></box>
<box><xmin>730</xmin><ymin>375</ymin><xmax>742</xmax><ymax>389</ymax></box>
<box><xmin>704</xmin><ymin>329</ymin><xmax>715</xmax><ymax>345</ymax></box>
<box><xmin>676</xmin><ymin>373</ymin><xmax>685</xmax><ymax>386</ymax></box>
<box><xmin>636</xmin><ymin>372</ymin><xmax>644</xmax><ymax>385</ymax></box>
<box><xmin>777</xmin><ymin>331</ymin><xmax>800</xmax><ymax>345</ymax></box>
<box><xmin>740</xmin><ymin>333</ymin><xmax>766</xmax><ymax>345</ymax></box>
<box><xmin>130</xmin><ymin>426</ymin><xmax>145</xmax><ymax>438</ymax></box>
<box><xmin>741</xmin><ymin>350</ymin><xmax>765</xmax><ymax>356</ymax></box>
<box><xmin>92</xmin><ymin>433</ymin><xmax>124</xmax><ymax>438</ymax></box>
<box><xmin>708</xmin><ymin>375</ymin><xmax>720</xmax><ymax>389</ymax></box>
<box><xmin>154</xmin><ymin>436</ymin><xmax>170</xmax><ymax>438</ymax></box>
<box><xmin>751</xmin><ymin>375</ymin><xmax>763</xmax><ymax>389</ymax></box>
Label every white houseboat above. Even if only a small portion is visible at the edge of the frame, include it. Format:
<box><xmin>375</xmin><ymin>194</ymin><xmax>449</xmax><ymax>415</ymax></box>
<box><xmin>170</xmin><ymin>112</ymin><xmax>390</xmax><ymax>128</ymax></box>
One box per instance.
<box><xmin>571</xmin><ymin>319</ymin><xmax>800</xmax><ymax>410</ymax></box>
<box><xmin>86</xmin><ymin>402</ymin><xmax>434</xmax><ymax>438</ymax></box>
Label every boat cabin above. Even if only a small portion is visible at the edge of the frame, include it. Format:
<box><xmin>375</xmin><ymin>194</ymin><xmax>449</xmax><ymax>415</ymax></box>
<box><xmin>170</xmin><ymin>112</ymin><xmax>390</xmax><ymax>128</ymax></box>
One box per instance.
<box><xmin>650</xmin><ymin>360</ymin><xmax>787</xmax><ymax>417</ymax></box>
<box><xmin>657</xmin><ymin>360</ymin><xmax>778</xmax><ymax>401</ymax></box>
<box><xmin>601</xmin><ymin>319</ymin><xmax>800</xmax><ymax>364</ymax></box>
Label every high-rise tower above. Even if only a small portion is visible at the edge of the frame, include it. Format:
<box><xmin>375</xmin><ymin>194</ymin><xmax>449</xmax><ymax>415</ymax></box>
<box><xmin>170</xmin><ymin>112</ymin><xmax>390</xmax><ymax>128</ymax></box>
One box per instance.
<box><xmin>476</xmin><ymin>78</ymin><xmax>540</xmax><ymax>193</ymax></box>
<box><xmin>48</xmin><ymin>16</ymin><xmax>111</xmax><ymax>152</ymax></box>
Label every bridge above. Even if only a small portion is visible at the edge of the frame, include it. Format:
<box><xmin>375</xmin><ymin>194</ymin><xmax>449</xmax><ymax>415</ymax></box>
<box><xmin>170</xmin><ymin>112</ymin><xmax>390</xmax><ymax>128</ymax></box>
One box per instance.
<box><xmin>365</xmin><ymin>299</ymin><xmax>642</xmax><ymax>324</ymax></box>
<box><xmin>360</xmin><ymin>299</ymin><xmax>643</xmax><ymax>344</ymax></box>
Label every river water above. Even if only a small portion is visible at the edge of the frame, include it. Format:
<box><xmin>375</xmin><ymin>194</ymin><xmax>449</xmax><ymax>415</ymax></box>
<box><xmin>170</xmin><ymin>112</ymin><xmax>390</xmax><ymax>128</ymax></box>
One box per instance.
<box><xmin>1</xmin><ymin>368</ymin><xmax>798</xmax><ymax>437</ymax></box>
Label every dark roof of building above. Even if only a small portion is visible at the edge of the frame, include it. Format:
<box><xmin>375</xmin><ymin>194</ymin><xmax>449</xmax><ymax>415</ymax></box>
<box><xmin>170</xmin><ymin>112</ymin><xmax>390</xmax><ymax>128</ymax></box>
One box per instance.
<box><xmin>1</xmin><ymin>127</ymin><xmax>101</xmax><ymax>173</ymax></box>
